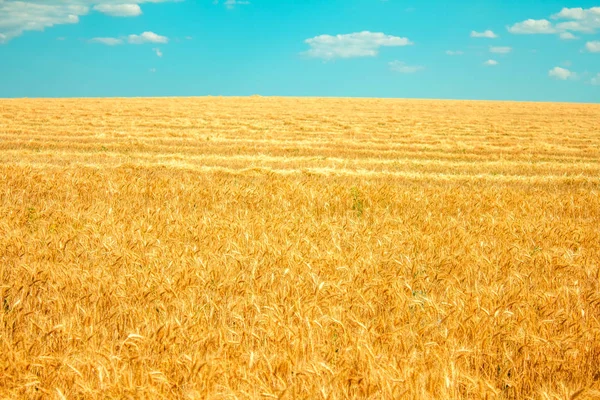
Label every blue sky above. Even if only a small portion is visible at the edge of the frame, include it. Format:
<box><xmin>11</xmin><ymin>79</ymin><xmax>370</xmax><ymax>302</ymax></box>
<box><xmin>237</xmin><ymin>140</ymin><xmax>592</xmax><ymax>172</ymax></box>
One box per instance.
<box><xmin>0</xmin><ymin>0</ymin><xmax>599</xmax><ymax>102</ymax></box>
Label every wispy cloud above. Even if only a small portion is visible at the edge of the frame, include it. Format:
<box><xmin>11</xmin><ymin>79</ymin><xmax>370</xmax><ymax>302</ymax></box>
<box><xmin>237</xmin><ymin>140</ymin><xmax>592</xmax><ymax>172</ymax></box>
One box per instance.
<box><xmin>224</xmin><ymin>0</ymin><xmax>250</xmax><ymax>9</ymax></box>
<box><xmin>153</xmin><ymin>48</ymin><xmax>163</xmax><ymax>57</ymax></box>
<box><xmin>490</xmin><ymin>46</ymin><xmax>512</xmax><ymax>54</ymax></box>
<box><xmin>303</xmin><ymin>31</ymin><xmax>412</xmax><ymax>60</ymax></box>
<box><xmin>471</xmin><ymin>30</ymin><xmax>498</xmax><ymax>38</ymax></box>
<box><xmin>89</xmin><ymin>32</ymin><xmax>168</xmax><ymax>46</ymax></box>
<box><xmin>89</xmin><ymin>37</ymin><xmax>124</xmax><ymax>46</ymax></box>
<box><xmin>591</xmin><ymin>73</ymin><xmax>600</xmax><ymax>86</ymax></box>
<box><xmin>445</xmin><ymin>50</ymin><xmax>464</xmax><ymax>56</ymax></box>
<box><xmin>483</xmin><ymin>59</ymin><xmax>498</xmax><ymax>66</ymax></box>
<box><xmin>389</xmin><ymin>61</ymin><xmax>424</xmax><ymax>73</ymax></box>
<box><xmin>559</xmin><ymin>32</ymin><xmax>578</xmax><ymax>40</ymax></box>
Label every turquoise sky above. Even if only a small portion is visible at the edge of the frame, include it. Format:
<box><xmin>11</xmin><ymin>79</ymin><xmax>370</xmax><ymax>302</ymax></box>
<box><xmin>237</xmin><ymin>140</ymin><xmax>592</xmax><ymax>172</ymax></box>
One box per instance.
<box><xmin>0</xmin><ymin>0</ymin><xmax>599</xmax><ymax>101</ymax></box>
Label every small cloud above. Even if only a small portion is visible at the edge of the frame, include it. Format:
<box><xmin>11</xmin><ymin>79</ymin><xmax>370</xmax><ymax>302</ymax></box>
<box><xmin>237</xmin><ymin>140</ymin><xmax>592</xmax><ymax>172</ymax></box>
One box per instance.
<box><xmin>445</xmin><ymin>50</ymin><xmax>464</xmax><ymax>56</ymax></box>
<box><xmin>471</xmin><ymin>30</ymin><xmax>498</xmax><ymax>38</ymax></box>
<box><xmin>185</xmin><ymin>36</ymin><xmax>193</xmax><ymax>40</ymax></box>
<box><xmin>490</xmin><ymin>46</ymin><xmax>512</xmax><ymax>54</ymax></box>
<box><xmin>57</xmin><ymin>37</ymin><xmax>66</xmax><ymax>41</ymax></box>
<box><xmin>483</xmin><ymin>59</ymin><xmax>498</xmax><ymax>66</ymax></box>
<box><xmin>559</xmin><ymin>32</ymin><xmax>578</xmax><ymax>40</ymax></box>
<box><xmin>562</xmin><ymin>60</ymin><xmax>572</xmax><ymax>67</ymax></box>
<box><xmin>303</xmin><ymin>31</ymin><xmax>413</xmax><ymax>60</ymax></box>
<box><xmin>128</xmin><ymin>31</ymin><xmax>168</xmax><ymax>44</ymax></box>
<box><xmin>507</xmin><ymin>19</ymin><xmax>557</xmax><ymax>34</ymax></box>
<box><xmin>149</xmin><ymin>68</ymin><xmax>157</xmax><ymax>73</ymax></box>
<box><xmin>224</xmin><ymin>0</ymin><xmax>250</xmax><ymax>9</ymax></box>
<box><xmin>89</xmin><ymin>37</ymin><xmax>124</xmax><ymax>46</ymax></box>
<box><xmin>548</xmin><ymin>66</ymin><xmax>577</xmax><ymax>80</ymax></box>
<box><xmin>93</xmin><ymin>4</ymin><xmax>142</xmax><ymax>17</ymax></box>
<box><xmin>153</xmin><ymin>48</ymin><xmax>163</xmax><ymax>57</ymax></box>
<box><xmin>586</xmin><ymin>41</ymin><xmax>600</xmax><ymax>53</ymax></box>
<box><xmin>389</xmin><ymin>61</ymin><xmax>424</xmax><ymax>73</ymax></box>
<box><xmin>590</xmin><ymin>73</ymin><xmax>600</xmax><ymax>85</ymax></box>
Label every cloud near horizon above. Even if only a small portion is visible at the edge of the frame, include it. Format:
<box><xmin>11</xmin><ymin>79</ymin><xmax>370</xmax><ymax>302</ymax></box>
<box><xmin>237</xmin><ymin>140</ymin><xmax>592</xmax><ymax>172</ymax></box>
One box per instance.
<box><xmin>548</xmin><ymin>66</ymin><xmax>577</xmax><ymax>80</ymax></box>
<box><xmin>303</xmin><ymin>31</ymin><xmax>413</xmax><ymax>60</ymax></box>
<box><xmin>389</xmin><ymin>61</ymin><xmax>424</xmax><ymax>73</ymax></box>
<box><xmin>490</xmin><ymin>46</ymin><xmax>512</xmax><ymax>54</ymax></box>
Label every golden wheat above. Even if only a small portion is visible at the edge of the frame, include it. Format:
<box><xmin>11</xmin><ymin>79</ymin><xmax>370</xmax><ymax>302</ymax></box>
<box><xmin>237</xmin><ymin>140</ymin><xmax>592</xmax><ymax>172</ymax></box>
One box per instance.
<box><xmin>1</xmin><ymin>97</ymin><xmax>600</xmax><ymax>399</ymax></box>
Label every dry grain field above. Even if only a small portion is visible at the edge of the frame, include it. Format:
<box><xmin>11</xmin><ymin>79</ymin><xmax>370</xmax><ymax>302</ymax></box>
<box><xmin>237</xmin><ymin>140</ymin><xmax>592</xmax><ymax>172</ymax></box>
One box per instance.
<box><xmin>1</xmin><ymin>97</ymin><xmax>600</xmax><ymax>399</ymax></box>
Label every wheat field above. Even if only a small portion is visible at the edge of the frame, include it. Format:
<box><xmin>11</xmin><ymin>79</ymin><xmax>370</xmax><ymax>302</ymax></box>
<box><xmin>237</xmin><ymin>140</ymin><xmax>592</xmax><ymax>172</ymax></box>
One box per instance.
<box><xmin>1</xmin><ymin>97</ymin><xmax>600</xmax><ymax>399</ymax></box>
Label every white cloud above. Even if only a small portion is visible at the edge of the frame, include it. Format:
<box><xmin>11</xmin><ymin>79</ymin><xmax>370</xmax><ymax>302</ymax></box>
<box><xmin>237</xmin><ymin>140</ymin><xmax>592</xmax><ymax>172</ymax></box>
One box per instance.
<box><xmin>508</xmin><ymin>7</ymin><xmax>600</xmax><ymax>38</ymax></box>
<box><xmin>153</xmin><ymin>47</ymin><xmax>163</xmax><ymax>57</ymax></box>
<box><xmin>128</xmin><ymin>31</ymin><xmax>168</xmax><ymax>44</ymax></box>
<box><xmin>483</xmin><ymin>59</ymin><xmax>498</xmax><ymax>66</ymax></box>
<box><xmin>591</xmin><ymin>73</ymin><xmax>600</xmax><ymax>85</ymax></box>
<box><xmin>0</xmin><ymin>2</ymin><xmax>85</xmax><ymax>42</ymax></box>
<box><xmin>553</xmin><ymin>7</ymin><xmax>588</xmax><ymax>20</ymax></box>
<box><xmin>389</xmin><ymin>61</ymin><xmax>424</xmax><ymax>73</ymax></box>
<box><xmin>445</xmin><ymin>50</ymin><xmax>464</xmax><ymax>55</ymax></box>
<box><xmin>507</xmin><ymin>19</ymin><xmax>556</xmax><ymax>34</ymax></box>
<box><xmin>0</xmin><ymin>1</ymin><xmax>175</xmax><ymax>43</ymax></box>
<box><xmin>93</xmin><ymin>4</ymin><xmax>142</xmax><ymax>17</ymax></box>
<box><xmin>149</xmin><ymin>68</ymin><xmax>156</xmax><ymax>73</ymax></box>
<box><xmin>303</xmin><ymin>31</ymin><xmax>412</xmax><ymax>60</ymax></box>
<box><xmin>89</xmin><ymin>37</ymin><xmax>123</xmax><ymax>45</ymax></box>
<box><xmin>548</xmin><ymin>66</ymin><xmax>576</xmax><ymax>80</ymax></box>
<box><xmin>559</xmin><ymin>32</ymin><xmax>578</xmax><ymax>40</ymax></box>
<box><xmin>470</xmin><ymin>30</ymin><xmax>498</xmax><ymax>38</ymax></box>
<box><xmin>490</xmin><ymin>46</ymin><xmax>512</xmax><ymax>54</ymax></box>
<box><xmin>586</xmin><ymin>41</ymin><xmax>600</xmax><ymax>52</ymax></box>
<box><xmin>552</xmin><ymin>7</ymin><xmax>600</xmax><ymax>33</ymax></box>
